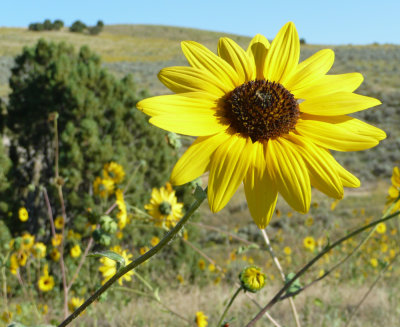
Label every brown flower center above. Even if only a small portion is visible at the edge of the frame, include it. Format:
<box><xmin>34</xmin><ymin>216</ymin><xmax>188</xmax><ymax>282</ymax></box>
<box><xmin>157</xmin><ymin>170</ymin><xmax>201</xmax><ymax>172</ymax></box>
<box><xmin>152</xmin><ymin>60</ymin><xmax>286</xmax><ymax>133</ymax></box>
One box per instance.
<box><xmin>223</xmin><ymin>80</ymin><xmax>299</xmax><ymax>142</ymax></box>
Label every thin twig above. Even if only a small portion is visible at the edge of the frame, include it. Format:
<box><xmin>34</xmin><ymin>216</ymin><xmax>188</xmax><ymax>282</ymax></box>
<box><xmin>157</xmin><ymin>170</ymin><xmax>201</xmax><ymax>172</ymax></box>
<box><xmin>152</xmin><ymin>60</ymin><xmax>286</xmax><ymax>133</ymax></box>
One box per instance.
<box><xmin>246</xmin><ymin>209</ymin><xmax>400</xmax><ymax>327</ymax></box>
<box><xmin>261</xmin><ymin>229</ymin><xmax>301</xmax><ymax>327</ymax></box>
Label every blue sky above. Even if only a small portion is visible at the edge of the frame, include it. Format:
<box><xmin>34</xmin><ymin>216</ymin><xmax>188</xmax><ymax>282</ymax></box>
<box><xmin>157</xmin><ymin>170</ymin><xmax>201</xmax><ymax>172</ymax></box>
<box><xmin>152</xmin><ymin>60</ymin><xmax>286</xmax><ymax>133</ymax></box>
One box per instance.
<box><xmin>2</xmin><ymin>0</ymin><xmax>399</xmax><ymax>45</ymax></box>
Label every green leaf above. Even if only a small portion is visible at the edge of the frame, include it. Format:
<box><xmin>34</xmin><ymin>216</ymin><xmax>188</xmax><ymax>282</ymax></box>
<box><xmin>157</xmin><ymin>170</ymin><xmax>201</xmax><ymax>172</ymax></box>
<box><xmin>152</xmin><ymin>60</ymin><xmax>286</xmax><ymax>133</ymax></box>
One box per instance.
<box><xmin>88</xmin><ymin>250</ymin><xmax>126</xmax><ymax>269</ymax></box>
<box><xmin>237</xmin><ymin>244</ymin><xmax>260</xmax><ymax>254</ymax></box>
<box><xmin>314</xmin><ymin>298</ymin><xmax>323</xmax><ymax>307</ymax></box>
<box><xmin>194</xmin><ymin>186</ymin><xmax>207</xmax><ymax>201</ymax></box>
<box><xmin>285</xmin><ymin>272</ymin><xmax>302</xmax><ymax>296</ymax></box>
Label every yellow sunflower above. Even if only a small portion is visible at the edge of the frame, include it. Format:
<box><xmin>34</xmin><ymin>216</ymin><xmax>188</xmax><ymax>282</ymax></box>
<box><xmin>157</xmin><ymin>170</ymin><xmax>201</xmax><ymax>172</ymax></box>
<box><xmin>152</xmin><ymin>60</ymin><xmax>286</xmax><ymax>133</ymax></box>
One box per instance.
<box><xmin>103</xmin><ymin>162</ymin><xmax>125</xmax><ymax>184</ymax></box>
<box><xmin>137</xmin><ymin>22</ymin><xmax>385</xmax><ymax>228</ymax></box>
<box><xmin>18</xmin><ymin>207</ymin><xmax>29</xmax><ymax>222</ymax></box>
<box><xmin>144</xmin><ymin>185</ymin><xmax>184</xmax><ymax>229</ymax></box>
<box><xmin>98</xmin><ymin>245</ymin><xmax>134</xmax><ymax>285</ymax></box>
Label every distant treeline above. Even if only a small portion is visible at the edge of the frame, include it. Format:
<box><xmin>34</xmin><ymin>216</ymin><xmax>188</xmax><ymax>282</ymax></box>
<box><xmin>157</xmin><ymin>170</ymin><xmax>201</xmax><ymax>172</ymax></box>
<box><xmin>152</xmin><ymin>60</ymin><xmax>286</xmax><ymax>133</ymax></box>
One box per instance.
<box><xmin>28</xmin><ymin>19</ymin><xmax>104</xmax><ymax>35</ymax></box>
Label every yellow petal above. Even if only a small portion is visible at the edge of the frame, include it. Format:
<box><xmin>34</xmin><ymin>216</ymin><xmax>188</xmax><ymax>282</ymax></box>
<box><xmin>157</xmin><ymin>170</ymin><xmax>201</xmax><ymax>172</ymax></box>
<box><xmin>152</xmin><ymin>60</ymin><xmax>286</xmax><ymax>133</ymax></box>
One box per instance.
<box><xmin>171</xmin><ymin>132</ymin><xmax>231</xmax><ymax>185</ymax></box>
<box><xmin>182</xmin><ymin>41</ymin><xmax>239</xmax><ymax>90</ymax></box>
<box><xmin>296</xmin><ymin>115</ymin><xmax>385</xmax><ymax>151</ymax></box>
<box><xmin>158</xmin><ymin>67</ymin><xmax>227</xmax><ymax>96</ymax></box>
<box><xmin>137</xmin><ymin>94</ymin><xmax>218</xmax><ymax>117</ymax></box>
<box><xmin>286</xmin><ymin>134</ymin><xmax>343</xmax><ymax>199</ymax></box>
<box><xmin>150</xmin><ymin>111</ymin><xmax>227</xmax><ymax>136</ymax></box>
<box><xmin>208</xmin><ymin>135</ymin><xmax>253</xmax><ymax>212</ymax></box>
<box><xmin>266</xmin><ymin>137</ymin><xmax>311</xmax><ymax>213</ymax></box>
<box><xmin>329</xmin><ymin>155</ymin><xmax>360</xmax><ymax>188</ymax></box>
<box><xmin>391</xmin><ymin>167</ymin><xmax>400</xmax><ymax>187</ymax></box>
<box><xmin>285</xmin><ymin>49</ymin><xmax>334</xmax><ymax>91</ymax></box>
<box><xmin>243</xmin><ymin>141</ymin><xmax>278</xmax><ymax>229</ymax></box>
<box><xmin>218</xmin><ymin>37</ymin><xmax>253</xmax><ymax>84</ymax></box>
<box><xmin>293</xmin><ymin>73</ymin><xmax>363</xmax><ymax>99</ymax></box>
<box><xmin>388</xmin><ymin>186</ymin><xmax>399</xmax><ymax>198</ymax></box>
<box><xmin>264</xmin><ymin>22</ymin><xmax>300</xmax><ymax>84</ymax></box>
<box><xmin>300</xmin><ymin>92</ymin><xmax>381</xmax><ymax>116</ymax></box>
<box><xmin>246</xmin><ymin>34</ymin><xmax>270</xmax><ymax>80</ymax></box>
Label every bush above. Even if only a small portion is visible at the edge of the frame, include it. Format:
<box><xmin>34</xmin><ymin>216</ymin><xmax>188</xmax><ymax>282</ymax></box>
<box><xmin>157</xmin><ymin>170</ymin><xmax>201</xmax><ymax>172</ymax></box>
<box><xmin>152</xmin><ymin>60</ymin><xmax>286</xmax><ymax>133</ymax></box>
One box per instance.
<box><xmin>2</xmin><ymin>39</ymin><xmax>180</xmax><ymax>234</ymax></box>
<box><xmin>53</xmin><ymin>19</ymin><xmax>64</xmax><ymax>30</ymax></box>
<box><xmin>97</xmin><ymin>20</ymin><xmax>104</xmax><ymax>28</ymax></box>
<box><xmin>69</xmin><ymin>20</ymin><xmax>87</xmax><ymax>33</ymax></box>
<box><xmin>28</xmin><ymin>23</ymin><xmax>44</xmax><ymax>31</ymax></box>
<box><xmin>88</xmin><ymin>25</ymin><xmax>102</xmax><ymax>35</ymax></box>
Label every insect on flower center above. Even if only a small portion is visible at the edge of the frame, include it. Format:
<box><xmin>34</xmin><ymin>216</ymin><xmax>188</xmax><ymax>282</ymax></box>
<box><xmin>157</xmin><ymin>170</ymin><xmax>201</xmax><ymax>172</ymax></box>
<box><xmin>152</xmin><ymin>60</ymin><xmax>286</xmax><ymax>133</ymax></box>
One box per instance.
<box><xmin>224</xmin><ymin>80</ymin><xmax>299</xmax><ymax>142</ymax></box>
<box><xmin>159</xmin><ymin>201</ymin><xmax>172</xmax><ymax>215</ymax></box>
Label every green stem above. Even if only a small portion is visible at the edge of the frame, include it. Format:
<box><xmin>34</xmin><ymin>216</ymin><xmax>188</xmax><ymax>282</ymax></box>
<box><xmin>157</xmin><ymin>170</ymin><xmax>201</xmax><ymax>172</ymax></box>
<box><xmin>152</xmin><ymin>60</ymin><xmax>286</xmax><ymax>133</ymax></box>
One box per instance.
<box><xmin>216</xmin><ymin>287</ymin><xmax>243</xmax><ymax>327</ymax></box>
<box><xmin>246</xmin><ymin>207</ymin><xmax>400</xmax><ymax>327</ymax></box>
<box><xmin>133</xmin><ymin>271</ymin><xmax>153</xmax><ymax>292</ymax></box>
<box><xmin>57</xmin><ymin>186</ymin><xmax>207</xmax><ymax>327</ymax></box>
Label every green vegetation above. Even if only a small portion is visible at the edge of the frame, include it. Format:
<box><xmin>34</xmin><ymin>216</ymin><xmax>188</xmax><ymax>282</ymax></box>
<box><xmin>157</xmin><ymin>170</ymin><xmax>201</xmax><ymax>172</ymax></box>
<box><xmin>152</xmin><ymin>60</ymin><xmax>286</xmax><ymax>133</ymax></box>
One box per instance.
<box><xmin>28</xmin><ymin>19</ymin><xmax>64</xmax><ymax>31</ymax></box>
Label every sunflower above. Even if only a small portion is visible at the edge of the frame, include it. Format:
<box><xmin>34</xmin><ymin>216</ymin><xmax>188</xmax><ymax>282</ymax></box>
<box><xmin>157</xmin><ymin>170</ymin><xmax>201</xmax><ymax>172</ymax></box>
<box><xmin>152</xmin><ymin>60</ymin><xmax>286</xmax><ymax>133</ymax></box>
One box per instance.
<box><xmin>386</xmin><ymin>167</ymin><xmax>400</xmax><ymax>212</ymax></box>
<box><xmin>195</xmin><ymin>311</ymin><xmax>208</xmax><ymax>327</ymax></box>
<box><xmin>144</xmin><ymin>184</ymin><xmax>184</xmax><ymax>229</ymax></box>
<box><xmin>137</xmin><ymin>22</ymin><xmax>385</xmax><ymax>228</ymax></box>
<box><xmin>98</xmin><ymin>245</ymin><xmax>134</xmax><ymax>285</ymax></box>
<box><xmin>103</xmin><ymin>162</ymin><xmax>125</xmax><ymax>184</ymax></box>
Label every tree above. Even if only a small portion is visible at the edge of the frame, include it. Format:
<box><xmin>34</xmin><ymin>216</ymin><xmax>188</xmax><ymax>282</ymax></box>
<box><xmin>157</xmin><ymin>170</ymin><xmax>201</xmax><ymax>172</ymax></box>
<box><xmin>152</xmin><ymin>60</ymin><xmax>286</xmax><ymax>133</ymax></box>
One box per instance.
<box><xmin>53</xmin><ymin>19</ymin><xmax>64</xmax><ymax>30</ymax></box>
<box><xmin>69</xmin><ymin>20</ymin><xmax>86</xmax><ymax>33</ymax></box>
<box><xmin>2</xmin><ymin>39</ymin><xmax>180</xmax><ymax>233</ymax></box>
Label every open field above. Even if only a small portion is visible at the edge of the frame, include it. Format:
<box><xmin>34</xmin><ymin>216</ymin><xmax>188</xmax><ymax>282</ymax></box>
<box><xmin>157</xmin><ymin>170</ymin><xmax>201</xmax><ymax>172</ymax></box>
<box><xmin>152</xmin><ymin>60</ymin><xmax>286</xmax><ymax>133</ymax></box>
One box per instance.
<box><xmin>1</xmin><ymin>25</ymin><xmax>400</xmax><ymax>326</ymax></box>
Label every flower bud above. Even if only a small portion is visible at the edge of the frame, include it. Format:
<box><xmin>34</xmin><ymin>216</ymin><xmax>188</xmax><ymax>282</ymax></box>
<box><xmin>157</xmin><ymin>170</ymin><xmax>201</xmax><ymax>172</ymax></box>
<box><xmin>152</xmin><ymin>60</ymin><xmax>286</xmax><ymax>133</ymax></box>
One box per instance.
<box><xmin>239</xmin><ymin>266</ymin><xmax>266</xmax><ymax>293</ymax></box>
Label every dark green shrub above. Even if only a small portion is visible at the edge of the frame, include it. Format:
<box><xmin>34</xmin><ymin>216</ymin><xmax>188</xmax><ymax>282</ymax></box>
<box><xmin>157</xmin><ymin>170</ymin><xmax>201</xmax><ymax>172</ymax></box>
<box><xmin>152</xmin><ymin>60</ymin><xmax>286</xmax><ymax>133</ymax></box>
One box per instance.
<box><xmin>2</xmin><ymin>39</ymin><xmax>180</xmax><ymax>234</ymax></box>
<box><xmin>28</xmin><ymin>23</ymin><xmax>44</xmax><ymax>31</ymax></box>
<box><xmin>43</xmin><ymin>19</ymin><xmax>52</xmax><ymax>30</ymax></box>
<box><xmin>70</xmin><ymin>20</ymin><xmax>87</xmax><ymax>33</ymax></box>
<box><xmin>88</xmin><ymin>25</ymin><xmax>102</xmax><ymax>35</ymax></box>
<box><xmin>53</xmin><ymin>19</ymin><xmax>64</xmax><ymax>30</ymax></box>
<box><xmin>96</xmin><ymin>20</ymin><xmax>104</xmax><ymax>28</ymax></box>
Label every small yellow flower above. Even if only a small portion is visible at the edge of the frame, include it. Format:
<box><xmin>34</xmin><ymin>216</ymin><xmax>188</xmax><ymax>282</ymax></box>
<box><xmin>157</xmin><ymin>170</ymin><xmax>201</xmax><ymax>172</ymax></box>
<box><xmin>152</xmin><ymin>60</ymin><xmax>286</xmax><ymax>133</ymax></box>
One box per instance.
<box><xmin>213</xmin><ymin>276</ymin><xmax>221</xmax><ymax>285</ymax></box>
<box><xmin>239</xmin><ymin>266</ymin><xmax>266</xmax><ymax>293</ymax></box>
<box><xmin>99</xmin><ymin>245</ymin><xmax>134</xmax><ymax>285</ymax></box>
<box><xmin>195</xmin><ymin>311</ymin><xmax>208</xmax><ymax>327</ymax></box>
<box><xmin>9</xmin><ymin>253</ymin><xmax>19</xmax><ymax>275</ymax></box>
<box><xmin>183</xmin><ymin>230</ymin><xmax>189</xmax><ymax>240</ymax></box>
<box><xmin>52</xmin><ymin>234</ymin><xmax>63</xmax><ymax>247</ymax></box>
<box><xmin>32</xmin><ymin>242</ymin><xmax>47</xmax><ymax>259</ymax></box>
<box><xmin>176</xmin><ymin>274</ymin><xmax>184</xmax><ymax>284</ymax></box>
<box><xmin>305</xmin><ymin>216</ymin><xmax>314</xmax><ymax>226</ymax></box>
<box><xmin>145</xmin><ymin>185</ymin><xmax>184</xmax><ymax>229</ymax></box>
<box><xmin>15</xmin><ymin>251</ymin><xmax>29</xmax><ymax>266</ymax></box>
<box><xmin>376</xmin><ymin>223</ymin><xmax>387</xmax><ymax>234</ymax></box>
<box><xmin>370</xmin><ymin>258</ymin><xmax>378</xmax><ymax>268</ymax></box>
<box><xmin>389</xmin><ymin>249</ymin><xmax>396</xmax><ymax>259</ymax></box>
<box><xmin>38</xmin><ymin>267</ymin><xmax>55</xmax><ymax>292</ymax></box>
<box><xmin>54</xmin><ymin>216</ymin><xmax>64</xmax><ymax>229</ymax></box>
<box><xmin>37</xmin><ymin>303</ymin><xmax>49</xmax><ymax>315</ymax></box>
<box><xmin>318</xmin><ymin>269</ymin><xmax>325</xmax><ymax>278</ymax></box>
<box><xmin>283</xmin><ymin>246</ymin><xmax>292</xmax><ymax>256</ymax></box>
<box><xmin>50</xmin><ymin>248</ymin><xmax>61</xmax><ymax>262</ymax></box>
<box><xmin>70</xmin><ymin>244</ymin><xmax>82</xmax><ymax>258</ymax></box>
<box><xmin>68</xmin><ymin>297</ymin><xmax>84</xmax><ymax>312</ymax></box>
<box><xmin>198</xmin><ymin>259</ymin><xmax>206</xmax><ymax>270</ymax></box>
<box><xmin>150</xmin><ymin>236</ymin><xmax>160</xmax><ymax>247</ymax></box>
<box><xmin>93</xmin><ymin>177</ymin><xmax>115</xmax><ymax>198</ymax></box>
<box><xmin>115</xmin><ymin>189</ymin><xmax>128</xmax><ymax>230</ymax></box>
<box><xmin>208</xmin><ymin>263</ymin><xmax>216</xmax><ymax>272</ymax></box>
<box><xmin>18</xmin><ymin>207</ymin><xmax>29</xmax><ymax>222</ymax></box>
<box><xmin>103</xmin><ymin>162</ymin><xmax>125</xmax><ymax>184</ymax></box>
<box><xmin>386</xmin><ymin>167</ymin><xmax>400</xmax><ymax>213</ymax></box>
<box><xmin>303</xmin><ymin>236</ymin><xmax>316</xmax><ymax>252</ymax></box>
<box><xmin>140</xmin><ymin>246</ymin><xmax>149</xmax><ymax>255</ymax></box>
<box><xmin>21</xmin><ymin>233</ymin><xmax>35</xmax><ymax>251</ymax></box>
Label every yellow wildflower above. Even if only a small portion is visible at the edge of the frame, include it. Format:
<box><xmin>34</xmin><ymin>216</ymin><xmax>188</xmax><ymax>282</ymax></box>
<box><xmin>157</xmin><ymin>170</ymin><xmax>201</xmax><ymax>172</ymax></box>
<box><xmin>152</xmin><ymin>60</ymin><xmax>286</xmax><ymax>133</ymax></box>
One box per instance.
<box><xmin>208</xmin><ymin>263</ymin><xmax>216</xmax><ymax>272</ymax></box>
<box><xmin>370</xmin><ymin>258</ymin><xmax>378</xmax><ymax>268</ymax></box>
<box><xmin>70</xmin><ymin>244</ymin><xmax>82</xmax><ymax>258</ymax></box>
<box><xmin>140</xmin><ymin>246</ymin><xmax>149</xmax><ymax>255</ymax></box>
<box><xmin>38</xmin><ymin>266</ymin><xmax>55</xmax><ymax>292</ymax></box>
<box><xmin>150</xmin><ymin>236</ymin><xmax>160</xmax><ymax>247</ymax></box>
<box><xmin>93</xmin><ymin>177</ymin><xmax>115</xmax><ymax>198</ymax></box>
<box><xmin>145</xmin><ymin>185</ymin><xmax>184</xmax><ymax>229</ymax></box>
<box><xmin>303</xmin><ymin>236</ymin><xmax>316</xmax><ymax>252</ymax></box>
<box><xmin>99</xmin><ymin>245</ymin><xmax>134</xmax><ymax>285</ymax></box>
<box><xmin>68</xmin><ymin>297</ymin><xmax>84</xmax><ymax>312</ymax></box>
<box><xmin>54</xmin><ymin>216</ymin><xmax>64</xmax><ymax>229</ymax></box>
<box><xmin>283</xmin><ymin>246</ymin><xmax>292</xmax><ymax>255</ymax></box>
<box><xmin>1</xmin><ymin>311</ymin><xmax>12</xmax><ymax>323</ymax></box>
<box><xmin>50</xmin><ymin>248</ymin><xmax>61</xmax><ymax>262</ymax></box>
<box><xmin>239</xmin><ymin>266</ymin><xmax>266</xmax><ymax>292</ymax></box>
<box><xmin>305</xmin><ymin>216</ymin><xmax>314</xmax><ymax>226</ymax></box>
<box><xmin>18</xmin><ymin>207</ymin><xmax>29</xmax><ymax>222</ymax></box>
<box><xmin>32</xmin><ymin>242</ymin><xmax>47</xmax><ymax>259</ymax></box>
<box><xmin>376</xmin><ymin>223</ymin><xmax>387</xmax><ymax>234</ymax></box>
<box><xmin>198</xmin><ymin>259</ymin><xmax>206</xmax><ymax>270</ymax></box>
<box><xmin>103</xmin><ymin>162</ymin><xmax>125</xmax><ymax>184</ymax></box>
<box><xmin>195</xmin><ymin>311</ymin><xmax>208</xmax><ymax>327</ymax></box>
<box><xmin>52</xmin><ymin>234</ymin><xmax>63</xmax><ymax>247</ymax></box>
<box><xmin>21</xmin><ymin>233</ymin><xmax>35</xmax><ymax>251</ymax></box>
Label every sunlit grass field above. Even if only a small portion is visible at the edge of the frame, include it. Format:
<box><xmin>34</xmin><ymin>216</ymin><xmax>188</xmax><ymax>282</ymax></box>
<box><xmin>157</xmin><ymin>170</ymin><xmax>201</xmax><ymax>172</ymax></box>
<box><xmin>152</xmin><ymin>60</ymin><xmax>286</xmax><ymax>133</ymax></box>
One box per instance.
<box><xmin>1</xmin><ymin>25</ymin><xmax>400</xmax><ymax>327</ymax></box>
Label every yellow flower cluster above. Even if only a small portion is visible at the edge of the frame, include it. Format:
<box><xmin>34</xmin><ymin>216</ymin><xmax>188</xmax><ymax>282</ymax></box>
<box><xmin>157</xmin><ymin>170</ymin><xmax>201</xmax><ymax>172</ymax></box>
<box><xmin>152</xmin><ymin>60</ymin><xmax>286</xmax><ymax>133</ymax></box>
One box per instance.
<box><xmin>93</xmin><ymin>162</ymin><xmax>125</xmax><ymax>198</ymax></box>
